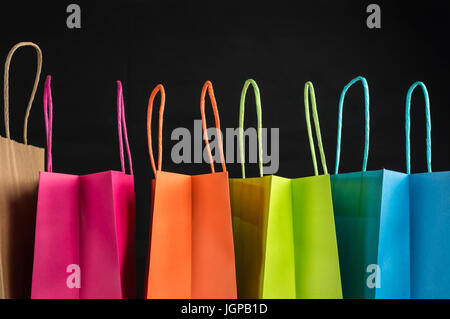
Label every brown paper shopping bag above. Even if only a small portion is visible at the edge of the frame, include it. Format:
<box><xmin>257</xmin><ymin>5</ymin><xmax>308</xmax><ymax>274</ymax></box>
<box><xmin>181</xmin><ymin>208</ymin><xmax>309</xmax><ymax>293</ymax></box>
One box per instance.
<box><xmin>0</xmin><ymin>42</ymin><xmax>44</xmax><ymax>299</ymax></box>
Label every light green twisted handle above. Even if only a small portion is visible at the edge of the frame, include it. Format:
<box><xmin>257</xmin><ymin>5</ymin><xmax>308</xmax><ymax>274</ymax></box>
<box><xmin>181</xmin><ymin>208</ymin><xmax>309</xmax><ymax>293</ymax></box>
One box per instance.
<box><xmin>304</xmin><ymin>81</ymin><xmax>328</xmax><ymax>175</ymax></box>
<box><xmin>239</xmin><ymin>79</ymin><xmax>263</xmax><ymax>178</ymax></box>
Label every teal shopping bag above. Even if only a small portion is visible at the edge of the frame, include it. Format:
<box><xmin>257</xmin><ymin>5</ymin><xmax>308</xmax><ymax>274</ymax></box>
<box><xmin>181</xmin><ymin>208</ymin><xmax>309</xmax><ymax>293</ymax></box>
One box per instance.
<box><xmin>330</xmin><ymin>76</ymin><xmax>410</xmax><ymax>299</ymax></box>
<box><xmin>406</xmin><ymin>82</ymin><xmax>450</xmax><ymax>299</ymax></box>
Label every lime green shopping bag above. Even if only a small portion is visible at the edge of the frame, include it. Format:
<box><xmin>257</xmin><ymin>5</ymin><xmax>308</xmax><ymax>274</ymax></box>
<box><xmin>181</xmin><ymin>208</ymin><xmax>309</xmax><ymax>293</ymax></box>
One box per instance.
<box><xmin>229</xmin><ymin>80</ymin><xmax>342</xmax><ymax>299</ymax></box>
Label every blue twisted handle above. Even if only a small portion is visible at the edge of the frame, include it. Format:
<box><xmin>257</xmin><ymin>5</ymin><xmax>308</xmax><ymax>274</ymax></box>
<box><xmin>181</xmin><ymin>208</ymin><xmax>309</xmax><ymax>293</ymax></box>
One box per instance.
<box><xmin>405</xmin><ymin>81</ymin><xmax>432</xmax><ymax>174</ymax></box>
<box><xmin>335</xmin><ymin>76</ymin><xmax>370</xmax><ymax>174</ymax></box>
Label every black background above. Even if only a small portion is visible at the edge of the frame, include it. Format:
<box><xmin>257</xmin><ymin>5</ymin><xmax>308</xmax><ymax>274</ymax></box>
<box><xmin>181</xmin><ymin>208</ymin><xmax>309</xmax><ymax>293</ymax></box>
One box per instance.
<box><xmin>1</xmin><ymin>0</ymin><xmax>449</xmax><ymax>298</ymax></box>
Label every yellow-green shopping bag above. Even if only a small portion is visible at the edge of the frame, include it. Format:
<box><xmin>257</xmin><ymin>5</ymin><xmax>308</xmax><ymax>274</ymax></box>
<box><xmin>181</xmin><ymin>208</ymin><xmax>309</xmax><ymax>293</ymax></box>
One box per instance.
<box><xmin>229</xmin><ymin>80</ymin><xmax>342</xmax><ymax>299</ymax></box>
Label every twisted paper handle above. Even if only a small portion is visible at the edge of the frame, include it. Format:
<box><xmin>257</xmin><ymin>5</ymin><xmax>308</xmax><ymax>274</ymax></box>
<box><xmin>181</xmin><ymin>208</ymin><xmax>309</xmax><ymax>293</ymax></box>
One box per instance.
<box><xmin>4</xmin><ymin>42</ymin><xmax>43</xmax><ymax>144</ymax></box>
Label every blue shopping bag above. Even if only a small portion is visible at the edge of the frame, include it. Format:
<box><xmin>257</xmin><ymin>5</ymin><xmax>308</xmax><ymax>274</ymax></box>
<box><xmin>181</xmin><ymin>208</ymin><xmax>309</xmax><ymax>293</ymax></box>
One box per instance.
<box><xmin>406</xmin><ymin>82</ymin><xmax>450</xmax><ymax>299</ymax></box>
<box><xmin>330</xmin><ymin>76</ymin><xmax>410</xmax><ymax>299</ymax></box>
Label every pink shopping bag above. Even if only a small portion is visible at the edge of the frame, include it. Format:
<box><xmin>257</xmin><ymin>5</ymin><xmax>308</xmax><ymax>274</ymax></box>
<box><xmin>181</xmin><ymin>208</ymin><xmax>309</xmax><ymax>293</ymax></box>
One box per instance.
<box><xmin>31</xmin><ymin>76</ymin><xmax>136</xmax><ymax>299</ymax></box>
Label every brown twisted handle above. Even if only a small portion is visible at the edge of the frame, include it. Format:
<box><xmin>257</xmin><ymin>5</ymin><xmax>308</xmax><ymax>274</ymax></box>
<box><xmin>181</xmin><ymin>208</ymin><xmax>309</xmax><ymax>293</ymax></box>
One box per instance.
<box><xmin>3</xmin><ymin>42</ymin><xmax>43</xmax><ymax>144</ymax></box>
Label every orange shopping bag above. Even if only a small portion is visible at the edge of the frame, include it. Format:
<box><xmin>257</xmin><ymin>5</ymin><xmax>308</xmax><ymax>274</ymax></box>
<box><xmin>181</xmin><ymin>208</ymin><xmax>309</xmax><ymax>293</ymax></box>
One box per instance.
<box><xmin>145</xmin><ymin>81</ymin><xmax>237</xmax><ymax>299</ymax></box>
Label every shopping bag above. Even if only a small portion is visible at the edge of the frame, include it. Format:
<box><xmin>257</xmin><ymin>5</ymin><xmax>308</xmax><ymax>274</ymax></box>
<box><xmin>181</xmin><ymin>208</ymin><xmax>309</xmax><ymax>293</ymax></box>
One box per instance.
<box><xmin>0</xmin><ymin>42</ymin><xmax>44</xmax><ymax>299</ymax></box>
<box><xmin>406</xmin><ymin>82</ymin><xmax>450</xmax><ymax>299</ymax></box>
<box><xmin>330</xmin><ymin>76</ymin><xmax>410</xmax><ymax>299</ymax></box>
<box><xmin>145</xmin><ymin>81</ymin><xmax>236</xmax><ymax>299</ymax></box>
<box><xmin>31</xmin><ymin>77</ymin><xmax>136</xmax><ymax>299</ymax></box>
<box><xmin>229</xmin><ymin>79</ymin><xmax>342</xmax><ymax>299</ymax></box>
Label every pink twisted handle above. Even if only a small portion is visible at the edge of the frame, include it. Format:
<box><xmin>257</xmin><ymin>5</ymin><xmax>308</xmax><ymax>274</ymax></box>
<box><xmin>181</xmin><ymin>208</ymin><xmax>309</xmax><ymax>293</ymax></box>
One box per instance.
<box><xmin>43</xmin><ymin>78</ymin><xmax>133</xmax><ymax>174</ymax></box>
<box><xmin>43</xmin><ymin>75</ymin><xmax>53</xmax><ymax>172</ymax></box>
<box><xmin>117</xmin><ymin>81</ymin><xmax>133</xmax><ymax>175</ymax></box>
